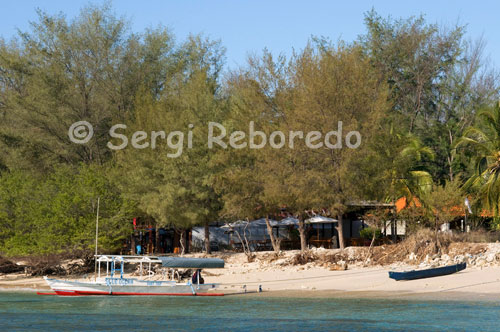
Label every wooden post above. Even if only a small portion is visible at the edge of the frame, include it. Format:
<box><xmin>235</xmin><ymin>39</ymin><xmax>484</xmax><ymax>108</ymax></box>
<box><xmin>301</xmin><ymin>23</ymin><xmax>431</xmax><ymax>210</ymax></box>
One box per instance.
<box><xmin>94</xmin><ymin>197</ymin><xmax>100</xmax><ymax>281</ymax></box>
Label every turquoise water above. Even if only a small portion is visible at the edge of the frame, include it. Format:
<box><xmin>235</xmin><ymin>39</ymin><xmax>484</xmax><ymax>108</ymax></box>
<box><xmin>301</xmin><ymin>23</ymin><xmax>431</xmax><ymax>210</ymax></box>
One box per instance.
<box><xmin>0</xmin><ymin>292</ymin><xmax>499</xmax><ymax>331</ymax></box>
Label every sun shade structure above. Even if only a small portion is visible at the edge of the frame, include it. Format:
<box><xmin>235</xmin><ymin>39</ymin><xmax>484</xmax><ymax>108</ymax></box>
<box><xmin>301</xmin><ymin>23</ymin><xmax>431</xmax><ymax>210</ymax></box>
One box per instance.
<box><xmin>306</xmin><ymin>216</ymin><xmax>338</xmax><ymax>224</ymax></box>
<box><xmin>279</xmin><ymin>217</ymin><xmax>299</xmax><ymax>226</ymax></box>
<box><xmin>252</xmin><ymin>218</ymin><xmax>279</xmax><ymax>227</ymax></box>
<box><xmin>221</xmin><ymin>220</ymin><xmax>247</xmax><ymax>228</ymax></box>
<box><xmin>159</xmin><ymin>257</ymin><xmax>225</xmax><ymax>269</ymax></box>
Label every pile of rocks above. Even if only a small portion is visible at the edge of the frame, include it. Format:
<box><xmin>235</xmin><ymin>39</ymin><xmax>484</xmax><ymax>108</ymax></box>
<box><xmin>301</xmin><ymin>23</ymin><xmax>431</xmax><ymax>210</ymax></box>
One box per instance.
<box><xmin>408</xmin><ymin>244</ymin><xmax>500</xmax><ymax>269</ymax></box>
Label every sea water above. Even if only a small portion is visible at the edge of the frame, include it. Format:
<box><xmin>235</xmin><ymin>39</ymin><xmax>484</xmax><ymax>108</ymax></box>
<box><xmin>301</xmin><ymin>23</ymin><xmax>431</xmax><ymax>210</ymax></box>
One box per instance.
<box><xmin>0</xmin><ymin>292</ymin><xmax>499</xmax><ymax>331</ymax></box>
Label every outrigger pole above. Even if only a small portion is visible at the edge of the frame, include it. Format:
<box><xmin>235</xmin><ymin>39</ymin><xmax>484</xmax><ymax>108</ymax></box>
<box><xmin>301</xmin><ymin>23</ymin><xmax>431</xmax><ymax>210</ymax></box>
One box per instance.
<box><xmin>94</xmin><ymin>197</ymin><xmax>100</xmax><ymax>281</ymax></box>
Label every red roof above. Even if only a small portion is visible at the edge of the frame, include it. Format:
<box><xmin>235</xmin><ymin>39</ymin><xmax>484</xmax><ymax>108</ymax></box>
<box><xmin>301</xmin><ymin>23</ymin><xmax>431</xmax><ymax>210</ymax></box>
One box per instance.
<box><xmin>395</xmin><ymin>197</ymin><xmax>422</xmax><ymax>213</ymax></box>
<box><xmin>395</xmin><ymin>197</ymin><xmax>494</xmax><ymax>217</ymax></box>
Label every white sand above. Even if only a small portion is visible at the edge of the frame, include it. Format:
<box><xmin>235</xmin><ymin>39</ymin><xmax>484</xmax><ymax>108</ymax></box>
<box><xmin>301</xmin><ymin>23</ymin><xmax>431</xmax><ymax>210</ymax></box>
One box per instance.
<box><xmin>204</xmin><ymin>251</ymin><xmax>500</xmax><ymax>297</ymax></box>
<box><xmin>209</xmin><ymin>264</ymin><xmax>500</xmax><ymax>295</ymax></box>
<box><xmin>2</xmin><ymin>250</ymin><xmax>500</xmax><ymax>298</ymax></box>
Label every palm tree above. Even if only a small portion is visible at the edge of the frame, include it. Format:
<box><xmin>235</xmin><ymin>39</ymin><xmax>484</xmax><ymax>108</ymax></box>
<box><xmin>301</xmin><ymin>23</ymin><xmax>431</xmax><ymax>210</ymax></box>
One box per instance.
<box><xmin>391</xmin><ymin>134</ymin><xmax>434</xmax><ymax>202</ymax></box>
<box><xmin>456</xmin><ymin>103</ymin><xmax>500</xmax><ymax>215</ymax></box>
<box><xmin>376</xmin><ymin>132</ymin><xmax>435</xmax><ymax>237</ymax></box>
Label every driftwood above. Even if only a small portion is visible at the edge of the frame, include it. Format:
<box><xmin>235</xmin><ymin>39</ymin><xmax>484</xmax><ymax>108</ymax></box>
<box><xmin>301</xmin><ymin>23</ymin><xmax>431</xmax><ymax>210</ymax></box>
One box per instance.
<box><xmin>0</xmin><ymin>256</ymin><xmax>23</xmax><ymax>274</ymax></box>
<box><xmin>17</xmin><ymin>252</ymin><xmax>94</xmax><ymax>276</ymax></box>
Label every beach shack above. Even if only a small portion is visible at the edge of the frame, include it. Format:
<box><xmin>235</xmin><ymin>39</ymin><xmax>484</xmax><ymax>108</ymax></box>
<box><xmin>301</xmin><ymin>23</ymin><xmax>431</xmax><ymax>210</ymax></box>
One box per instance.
<box><xmin>123</xmin><ymin>217</ymin><xmax>192</xmax><ymax>255</ymax></box>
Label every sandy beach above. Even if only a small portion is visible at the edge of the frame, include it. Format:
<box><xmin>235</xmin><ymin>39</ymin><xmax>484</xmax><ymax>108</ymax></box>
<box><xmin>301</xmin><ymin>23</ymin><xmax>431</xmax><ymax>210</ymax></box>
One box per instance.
<box><xmin>208</xmin><ymin>251</ymin><xmax>500</xmax><ymax>299</ymax></box>
<box><xmin>219</xmin><ymin>265</ymin><xmax>500</xmax><ymax>293</ymax></box>
<box><xmin>2</xmin><ymin>249</ymin><xmax>500</xmax><ymax>300</ymax></box>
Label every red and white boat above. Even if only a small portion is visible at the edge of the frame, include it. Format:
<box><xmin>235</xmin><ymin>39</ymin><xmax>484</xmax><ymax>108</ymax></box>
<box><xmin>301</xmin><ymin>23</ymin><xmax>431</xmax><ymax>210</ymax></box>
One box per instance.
<box><xmin>43</xmin><ymin>255</ymin><xmax>225</xmax><ymax>296</ymax></box>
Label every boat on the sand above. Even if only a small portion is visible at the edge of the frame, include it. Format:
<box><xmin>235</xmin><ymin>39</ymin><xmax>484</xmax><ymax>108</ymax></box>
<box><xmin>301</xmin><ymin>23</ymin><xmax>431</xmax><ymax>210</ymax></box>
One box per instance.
<box><xmin>389</xmin><ymin>262</ymin><xmax>466</xmax><ymax>281</ymax></box>
<box><xmin>43</xmin><ymin>255</ymin><xmax>225</xmax><ymax>296</ymax></box>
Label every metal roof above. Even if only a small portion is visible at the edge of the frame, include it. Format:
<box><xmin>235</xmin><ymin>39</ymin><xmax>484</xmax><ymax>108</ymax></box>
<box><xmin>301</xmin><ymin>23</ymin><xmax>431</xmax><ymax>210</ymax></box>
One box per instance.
<box><xmin>159</xmin><ymin>257</ymin><xmax>225</xmax><ymax>269</ymax></box>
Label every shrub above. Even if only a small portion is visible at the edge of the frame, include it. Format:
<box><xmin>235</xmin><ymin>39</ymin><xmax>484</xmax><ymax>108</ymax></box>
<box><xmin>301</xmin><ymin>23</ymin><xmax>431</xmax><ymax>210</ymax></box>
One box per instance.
<box><xmin>359</xmin><ymin>227</ymin><xmax>382</xmax><ymax>240</ymax></box>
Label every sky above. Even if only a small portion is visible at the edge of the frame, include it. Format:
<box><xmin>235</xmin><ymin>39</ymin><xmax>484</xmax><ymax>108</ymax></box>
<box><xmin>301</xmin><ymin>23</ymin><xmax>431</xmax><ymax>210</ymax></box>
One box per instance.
<box><xmin>1</xmin><ymin>0</ymin><xmax>499</xmax><ymax>69</ymax></box>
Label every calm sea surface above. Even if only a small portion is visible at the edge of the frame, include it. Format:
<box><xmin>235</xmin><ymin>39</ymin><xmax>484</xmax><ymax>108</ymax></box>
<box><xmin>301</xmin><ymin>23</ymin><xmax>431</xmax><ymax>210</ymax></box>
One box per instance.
<box><xmin>0</xmin><ymin>292</ymin><xmax>499</xmax><ymax>331</ymax></box>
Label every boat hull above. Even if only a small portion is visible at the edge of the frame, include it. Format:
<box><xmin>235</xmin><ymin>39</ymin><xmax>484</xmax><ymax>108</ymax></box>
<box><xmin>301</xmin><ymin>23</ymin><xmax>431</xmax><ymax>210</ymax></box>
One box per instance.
<box><xmin>389</xmin><ymin>263</ymin><xmax>466</xmax><ymax>281</ymax></box>
<box><xmin>44</xmin><ymin>276</ymin><xmax>224</xmax><ymax>296</ymax></box>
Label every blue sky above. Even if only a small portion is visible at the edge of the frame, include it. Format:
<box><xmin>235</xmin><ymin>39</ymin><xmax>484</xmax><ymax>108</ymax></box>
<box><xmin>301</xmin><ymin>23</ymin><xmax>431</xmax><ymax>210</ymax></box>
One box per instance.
<box><xmin>1</xmin><ymin>1</ymin><xmax>499</xmax><ymax>69</ymax></box>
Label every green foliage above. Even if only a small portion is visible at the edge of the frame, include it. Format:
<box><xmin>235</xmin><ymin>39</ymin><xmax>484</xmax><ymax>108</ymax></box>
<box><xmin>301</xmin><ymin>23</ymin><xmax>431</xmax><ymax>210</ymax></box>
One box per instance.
<box><xmin>0</xmin><ymin>164</ymin><xmax>135</xmax><ymax>256</ymax></box>
<box><xmin>115</xmin><ymin>35</ymin><xmax>226</xmax><ymax>231</ymax></box>
<box><xmin>215</xmin><ymin>42</ymin><xmax>391</xmax><ymax>252</ymax></box>
<box><xmin>422</xmin><ymin>179</ymin><xmax>464</xmax><ymax>227</ymax></box>
<box><xmin>398</xmin><ymin>204</ymin><xmax>430</xmax><ymax>235</ymax></box>
<box><xmin>0</xmin><ymin>5</ymin><xmax>499</xmax><ymax>257</ymax></box>
<box><xmin>491</xmin><ymin>217</ymin><xmax>500</xmax><ymax>231</ymax></box>
<box><xmin>457</xmin><ymin>104</ymin><xmax>500</xmax><ymax>215</ymax></box>
<box><xmin>362</xmin><ymin>10</ymin><xmax>498</xmax><ymax>184</ymax></box>
<box><xmin>359</xmin><ymin>227</ymin><xmax>382</xmax><ymax>240</ymax></box>
<box><xmin>0</xmin><ymin>3</ymin><xmax>176</xmax><ymax>170</ymax></box>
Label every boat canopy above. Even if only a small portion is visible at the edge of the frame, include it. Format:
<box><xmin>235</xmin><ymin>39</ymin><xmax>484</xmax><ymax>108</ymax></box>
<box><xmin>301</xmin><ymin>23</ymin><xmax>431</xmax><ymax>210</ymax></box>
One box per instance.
<box><xmin>159</xmin><ymin>257</ymin><xmax>225</xmax><ymax>269</ymax></box>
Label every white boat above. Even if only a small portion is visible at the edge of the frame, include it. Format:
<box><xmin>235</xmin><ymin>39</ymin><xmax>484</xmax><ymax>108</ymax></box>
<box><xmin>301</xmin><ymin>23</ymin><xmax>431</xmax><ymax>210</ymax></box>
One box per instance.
<box><xmin>43</xmin><ymin>255</ymin><xmax>225</xmax><ymax>296</ymax></box>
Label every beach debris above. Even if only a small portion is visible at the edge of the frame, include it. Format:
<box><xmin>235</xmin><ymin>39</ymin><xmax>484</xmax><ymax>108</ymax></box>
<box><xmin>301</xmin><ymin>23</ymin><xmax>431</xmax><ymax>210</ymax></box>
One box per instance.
<box><xmin>486</xmin><ymin>253</ymin><xmax>496</xmax><ymax>263</ymax></box>
<box><xmin>0</xmin><ymin>256</ymin><xmax>24</xmax><ymax>274</ymax></box>
<box><xmin>288</xmin><ymin>250</ymin><xmax>319</xmax><ymax>265</ymax></box>
<box><xmin>5</xmin><ymin>252</ymin><xmax>96</xmax><ymax>276</ymax></box>
<box><xmin>329</xmin><ymin>261</ymin><xmax>348</xmax><ymax>271</ymax></box>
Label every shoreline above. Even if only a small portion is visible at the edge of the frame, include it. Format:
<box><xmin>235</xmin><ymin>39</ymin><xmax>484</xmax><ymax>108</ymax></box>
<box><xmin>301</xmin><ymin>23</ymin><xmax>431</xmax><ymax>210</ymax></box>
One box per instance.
<box><xmin>2</xmin><ymin>264</ymin><xmax>500</xmax><ymax>301</ymax></box>
<box><xmin>1</xmin><ymin>286</ymin><xmax>499</xmax><ymax>302</ymax></box>
<box><xmin>2</xmin><ymin>248</ymin><xmax>500</xmax><ymax>301</ymax></box>
<box><xmin>234</xmin><ymin>289</ymin><xmax>500</xmax><ymax>302</ymax></box>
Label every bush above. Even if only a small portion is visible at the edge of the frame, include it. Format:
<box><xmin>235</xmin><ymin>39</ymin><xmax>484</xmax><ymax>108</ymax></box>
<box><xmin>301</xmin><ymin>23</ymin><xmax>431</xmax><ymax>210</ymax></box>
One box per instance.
<box><xmin>0</xmin><ymin>165</ymin><xmax>136</xmax><ymax>256</ymax></box>
<box><xmin>359</xmin><ymin>227</ymin><xmax>382</xmax><ymax>240</ymax></box>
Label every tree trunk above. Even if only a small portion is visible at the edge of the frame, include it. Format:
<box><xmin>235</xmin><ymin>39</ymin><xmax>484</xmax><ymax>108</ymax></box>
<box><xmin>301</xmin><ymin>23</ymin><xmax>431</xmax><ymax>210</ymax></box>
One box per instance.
<box><xmin>265</xmin><ymin>216</ymin><xmax>281</xmax><ymax>253</ymax></box>
<box><xmin>434</xmin><ymin>217</ymin><xmax>440</xmax><ymax>254</ymax></box>
<box><xmin>234</xmin><ymin>225</ymin><xmax>255</xmax><ymax>262</ymax></box>
<box><xmin>364</xmin><ymin>229</ymin><xmax>377</xmax><ymax>266</ymax></box>
<box><xmin>179</xmin><ymin>230</ymin><xmax>185</xmax><ymax>256</ymax></box>
<box><xmin>337</xmin><ymin>213</ymin><xmax>345</xmax><ymax>250</ymax></box>
<box><xmin>204</xmin><ymin>221</ymin><xmax>211</xmax><ymax>254</ymax></box>
<box><xmin>369</xmin><ymin>229</ymin><xmax>376</xmax><ymax>249</ymax></box>
<box><xmin>298</xmin><ymin>217</ymin><xmax>307</xmax><ymax>252</ymax></box>
<box><xmin>155</xmin><ymin>224</ymin><xmax>160</xmax><ymax>254</ymax></box>
<box><xmin>130</xmin><ymin>234</ymin><xmax>135</xmax><ymax>255</ymax></box>
<box><xmin>448</xmin><ymin>129</ymin><xmax>454</xmax><ymax>182</ymax></box>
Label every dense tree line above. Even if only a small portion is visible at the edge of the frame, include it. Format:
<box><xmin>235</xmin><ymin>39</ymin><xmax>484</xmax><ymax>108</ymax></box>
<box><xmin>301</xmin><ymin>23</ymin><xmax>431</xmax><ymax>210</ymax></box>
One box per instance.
<box><xmin>0</xmin><ymin>5</ymin><xmax>498</xmax><ymax>255</ymax></box>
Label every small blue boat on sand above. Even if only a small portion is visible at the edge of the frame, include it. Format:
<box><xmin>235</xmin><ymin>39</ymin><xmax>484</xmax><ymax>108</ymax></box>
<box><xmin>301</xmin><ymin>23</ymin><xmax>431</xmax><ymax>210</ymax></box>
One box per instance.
<box><xmin>389</xmin><ymin>263</ymin><xmax>466</xmax><ymax>281</ymax></box>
